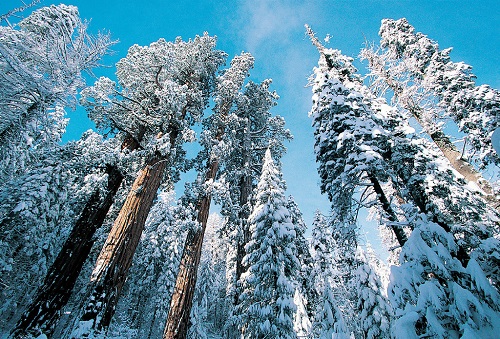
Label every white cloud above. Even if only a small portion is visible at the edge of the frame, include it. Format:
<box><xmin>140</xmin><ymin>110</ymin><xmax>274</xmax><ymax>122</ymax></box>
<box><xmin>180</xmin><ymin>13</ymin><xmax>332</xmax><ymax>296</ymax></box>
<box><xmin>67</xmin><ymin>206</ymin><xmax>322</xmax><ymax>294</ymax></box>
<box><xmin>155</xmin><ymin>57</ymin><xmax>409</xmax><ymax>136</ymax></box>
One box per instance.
<box><xmin>237</xmin><ymin>0</ymin><xmax>312</xmax><ymax>53</ymax></box>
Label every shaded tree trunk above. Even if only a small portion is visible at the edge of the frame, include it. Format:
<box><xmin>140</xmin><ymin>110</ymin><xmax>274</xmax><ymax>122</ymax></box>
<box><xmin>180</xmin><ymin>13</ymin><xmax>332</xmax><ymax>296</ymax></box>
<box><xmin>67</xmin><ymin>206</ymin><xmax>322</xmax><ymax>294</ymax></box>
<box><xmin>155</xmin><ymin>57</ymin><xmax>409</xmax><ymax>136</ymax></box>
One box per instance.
<box><xmin>367</xmin><ymin>173</ymin><xmax>408</xmax><ymax>247</ymax></box>
<box><xmin>11</xmin><ymin>136</ymin><xmax>141</xmax><ymax>337</ymax></box>
<box><xmin>12</xmin><ymin>165</ymin><xmax>123</xmax><ymax>336</ymax></box>
<box><xmin>163</xmin><ymin>158</ymin><xmax>219</xmax><ymax>339</ymax></box>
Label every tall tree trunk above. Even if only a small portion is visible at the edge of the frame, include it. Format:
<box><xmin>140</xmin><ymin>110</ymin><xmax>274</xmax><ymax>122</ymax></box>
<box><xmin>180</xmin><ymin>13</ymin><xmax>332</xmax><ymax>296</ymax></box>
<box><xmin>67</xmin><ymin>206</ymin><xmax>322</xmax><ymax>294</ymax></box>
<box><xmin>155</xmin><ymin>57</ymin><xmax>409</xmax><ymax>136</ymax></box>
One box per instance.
<box><xmin>11</xmin><ymin>170</ymin><xmax>132</xmax><ymax>337</ymax></box>
<box><xmin>11</xmin><ymin>136</ymin><xmax>141</xmax><ymax>337</ymax></box>
<box><xmin>78</xmin><ymin>153</ymin><xmax>168</xmax><ymax>330</ymax></box>
<box><xmin>163</xmin><ymin>158</ymin><xmax>219</xmax><ymax>339</ymax></box>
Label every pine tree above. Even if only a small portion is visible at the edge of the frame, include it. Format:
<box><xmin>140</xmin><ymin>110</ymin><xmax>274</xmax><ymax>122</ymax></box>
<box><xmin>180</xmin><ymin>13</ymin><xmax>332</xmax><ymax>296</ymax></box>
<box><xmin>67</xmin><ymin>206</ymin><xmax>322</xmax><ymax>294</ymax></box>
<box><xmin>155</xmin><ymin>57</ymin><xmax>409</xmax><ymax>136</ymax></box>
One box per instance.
<box><xmin>216</xmin><ymin>79</ymin><xmax>292</xmax><ymax>337</ymax></box>
<box><xmin>389</xmin><ymin>213</ymin><xmax>500</xmax><ymax>338</ymax></box>
<box><xmin>315</xmin><ymin>284</ymin><xmax>350</xmax><ymax>339</ymax></box>
<box><xmin>306</xmin><ymin>25</ymin><xmax>407</xmax><ymax>249</ymax></box>
<box><xmin>360</xmin><ymin>18</ymin><xmax>500</xmax><ymax>212</ymax></box>
<box><xmin>239</xmin><ymin>149</ymin><xmax>299</xmax><ymax>339</ymax></box>
<box><xmin>0</xmin><ymin>4</ymin><xmax>111</xmax><ymax>182</ymax></box>
<box><xmin>306</xmin><ymin>23</ymin><xmax>500</xmax><ymax>338</ymax></box>
<box><xmin>309</xmin><ymin>210</ymin><xmax>334</xmax><ymax>311</ymax></box>
<box><xmin>352</xmin><ymin>247</ymin><xmax>392</xmax><ymax>339</ymax></box>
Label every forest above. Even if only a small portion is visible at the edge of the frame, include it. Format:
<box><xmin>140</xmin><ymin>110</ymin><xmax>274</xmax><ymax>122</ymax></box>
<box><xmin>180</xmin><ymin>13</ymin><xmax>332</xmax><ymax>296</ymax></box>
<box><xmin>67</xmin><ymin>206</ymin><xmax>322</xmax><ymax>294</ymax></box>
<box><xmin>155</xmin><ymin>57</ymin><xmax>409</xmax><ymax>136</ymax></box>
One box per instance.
<box><xmin>0</xmin><ymin>2</ymin><xmax>499</xmax><ymax>339</ymax></box>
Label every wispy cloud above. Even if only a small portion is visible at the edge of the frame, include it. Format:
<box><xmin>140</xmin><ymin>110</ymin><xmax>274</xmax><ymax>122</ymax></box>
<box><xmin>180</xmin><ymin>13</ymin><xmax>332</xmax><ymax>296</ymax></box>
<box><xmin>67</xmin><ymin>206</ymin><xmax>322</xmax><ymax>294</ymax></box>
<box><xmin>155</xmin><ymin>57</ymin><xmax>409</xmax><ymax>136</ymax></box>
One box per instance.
<box><xmin>236</xmin><ymin>0</ymin><xmax>313</xmax><ymax>53</ymax></box>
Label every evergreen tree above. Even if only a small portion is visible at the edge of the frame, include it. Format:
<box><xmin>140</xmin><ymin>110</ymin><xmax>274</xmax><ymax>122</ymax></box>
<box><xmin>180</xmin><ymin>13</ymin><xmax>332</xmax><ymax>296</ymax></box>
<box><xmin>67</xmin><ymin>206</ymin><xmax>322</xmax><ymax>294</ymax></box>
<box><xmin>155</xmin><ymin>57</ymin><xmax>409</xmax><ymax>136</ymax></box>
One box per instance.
<box><xmin>360</xmin><ymin>18</ymin><xmax>499</xmax><ymax>211</ymax></box>
<box><xmin>309</xmin><ymin>210</ymin><xmax>334</xmax><ymax>310</ymax></box>
<box><xmin>73</xmin><ymin>33</ymin><xmax>227</xmax><ymax>336</ymax></box>
<box><xmin>188</xmin><ymin>213</ymin><xmax>228</xmax><ymax>338</ymax></box>
<box><xmin>239</xmin><ymin>149</ymin><xmax>299</xmax><ymax>339</ymax></box>
<box><xmin>352</xmin><ymin>247</ymin><xmax>392</xmax><ymax>339</ymax></box>
<box><xmin>306</xmin><ymin>23</ymin><xmax>500</xmax><ymax>338</ymax></box>
<box><xmin>217</xmin><ymin>78</ymin><xmax>292</xmax><ymax>337</ymax></box>
<box><xmin>315</xmin><ymin>284</ymin><xmax>350</xmax><ymax>339</ymax></box>
<box><xmin>306</xmin><ymin>25</ymin><xmax>407</xmax><ymax>250</ymax></box>
<box><xmin>0</xmin><ymin>5</ymin><xmax>113</xmax><ymax>335</ymax></box>
<box><xmin>164</xmin><ymin>52</ymin><xmax>254</xmax><ymax>339</ymax></box>
<box><xmin>389</xmin><ymin>214</ymin><xmax>500</xmax><ymax>338</ymax></box>
<box><xmin>0</xmin><ymin>4</ymin><xmax>111</xmax><ymax>182</ymax></box>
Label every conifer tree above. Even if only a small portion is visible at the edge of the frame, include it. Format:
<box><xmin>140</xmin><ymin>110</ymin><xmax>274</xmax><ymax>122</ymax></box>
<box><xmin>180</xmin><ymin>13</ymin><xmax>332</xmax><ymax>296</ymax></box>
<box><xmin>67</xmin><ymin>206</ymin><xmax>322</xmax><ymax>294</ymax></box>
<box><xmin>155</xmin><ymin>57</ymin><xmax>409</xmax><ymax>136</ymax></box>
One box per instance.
<box><xmin>360</xmin><ymin>18</ymin><xmax>500</xmax><ymax>212</ymax></box>
<box><xmin>352</xmin><ymin>247</ymin><xmax>392</xmax><ymax>339</ymax></box>
<box><xmin>239</xmin><ymin>149</ymin><xmax>299</xmax><ymax>339</ymax></box>
<box><xmin>73</xmin><ymin>34</ymin><xmax>227</xmax><ymax>336</ymax></box>
<box><xmin>315</xmin><ymin>284</ymin><xmax>350</xmax><ymax>339</ymax></box>
<box><xmin>306</xmin><ymin>25</ymin><xmax>407</xmax><ymax>249</ymax></box>
<box><xmin>163</xmin><ymin>52</ymin><xmax>254</xmax><ymax>339</ymax></box>
<box><xmin>0</xmin><ymin>5</ymin><xmax>114</xmax><ymax>336</ymax></box>
<box><xmin>307</xmin><ymin>23</ymin><xmax>500</xmax><ymax>338</ymax></box>
<box><xmin>216</xmin><ymin>79</ymin><xmax>292</xmax><ymax>337</ymax></box>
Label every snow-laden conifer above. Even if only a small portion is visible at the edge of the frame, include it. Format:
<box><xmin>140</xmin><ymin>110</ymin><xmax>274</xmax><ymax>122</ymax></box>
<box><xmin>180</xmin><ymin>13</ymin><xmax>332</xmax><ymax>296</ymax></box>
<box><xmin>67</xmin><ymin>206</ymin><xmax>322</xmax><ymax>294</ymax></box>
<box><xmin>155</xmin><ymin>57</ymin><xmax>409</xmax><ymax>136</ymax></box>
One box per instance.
<box><xmin>361</xmin><ymin>18</ymin><xmax>499</xmax><ymax>213</ymax></box>
<box><xmin>239</xmin><ymin>149</ymin><xmax>299</xmax><ymax>339</ymax></box>
<box><xmin>390</xmin><ymin>214</ymin><xmax>500</xmax><ymax>338</ymax></box>
<box><xmin>352</xmin><ymin>247</ymin><xmax>392</xmax><ymax>339</ymax></box>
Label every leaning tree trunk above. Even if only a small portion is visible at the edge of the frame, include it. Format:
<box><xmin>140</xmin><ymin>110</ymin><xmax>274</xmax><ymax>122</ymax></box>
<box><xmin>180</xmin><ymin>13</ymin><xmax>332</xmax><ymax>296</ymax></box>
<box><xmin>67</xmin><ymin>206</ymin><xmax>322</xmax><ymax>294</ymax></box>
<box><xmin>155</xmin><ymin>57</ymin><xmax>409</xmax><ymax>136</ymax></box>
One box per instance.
<box><xmin>368</xmin><ymin>56</ymin><xmax>500</xmax><ymax>214</ymax></box>
<box><xmin>367</xmin><ymin>173</ymin><xmax>407</xmax><ymax>247</ymax></box>
<box><xmin>11</xmin><ymin>136</ymin><xmax>141</xmax><ymax>337</ymax></box>
<box><xmin>162</xmin><ymin>158</ymin><xmax>219</xmax><ymax>339</ymax></box>
<box><xmin>78</xmin><ymin>153</ymin><xmax>168</xmax><ymax>331</ymax></box>
<box><xmin>11</xmin><ymin>165</ymin><xmax>123</xmax><ymax>337</ymax></box>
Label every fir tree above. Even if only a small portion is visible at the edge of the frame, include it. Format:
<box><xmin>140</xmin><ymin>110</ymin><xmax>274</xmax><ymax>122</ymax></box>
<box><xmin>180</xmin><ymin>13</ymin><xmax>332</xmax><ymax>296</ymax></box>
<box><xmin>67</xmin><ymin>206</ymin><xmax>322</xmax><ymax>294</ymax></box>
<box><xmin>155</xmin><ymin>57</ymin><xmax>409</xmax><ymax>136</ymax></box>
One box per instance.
<box><xmin>239</xmin><ymin>149</ymin><xmax>299</xmax><ymax>339</ymax></box>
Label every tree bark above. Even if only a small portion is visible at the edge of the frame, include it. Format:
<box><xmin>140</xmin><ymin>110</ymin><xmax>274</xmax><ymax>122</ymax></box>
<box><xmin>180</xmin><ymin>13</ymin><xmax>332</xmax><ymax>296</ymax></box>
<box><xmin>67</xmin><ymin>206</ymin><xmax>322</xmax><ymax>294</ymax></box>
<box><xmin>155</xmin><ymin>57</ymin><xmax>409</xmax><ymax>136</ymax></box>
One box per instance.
<box><xmin>11</xmin><ymin>164</ymin><xmax>124</xmax><ymax>337</ymax></box>
<box><xmin>79</xmin><ymin>153</ymin><xmax>167</xmax><ymax>330</ymax></box>
<box><xmin>368</xmin><ymin>174</ymin><xmax>408</xmax><ymax>247</ymax></box>
<box><xmin>163</xmin><ymin>158</ymin><xmax>219</xmax><ymax>339</ymax></box>
<box><xmin>10</xmin><ymin>135</ymin><xmax>142</xmax><ymax>337</ymax></box>
<box><xmin>234</xmin><ymin>174</ymin><xmax>252</xmax><ymax>305</ymax></box>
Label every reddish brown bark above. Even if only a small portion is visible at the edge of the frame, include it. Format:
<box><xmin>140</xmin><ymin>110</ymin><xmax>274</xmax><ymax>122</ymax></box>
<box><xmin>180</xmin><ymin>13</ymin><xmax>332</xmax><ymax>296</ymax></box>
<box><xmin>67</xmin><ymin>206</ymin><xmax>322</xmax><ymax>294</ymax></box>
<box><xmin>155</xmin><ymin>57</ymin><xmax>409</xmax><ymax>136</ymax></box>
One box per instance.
<box><xmin>163</xmin><ymin>159</ymin><xmax>219</xmax><ymax>339</ymax></box>
<box><xmin>80</xmin><ymin>154</ymin><xmax>167</xmax><ymax>330</ymax></box>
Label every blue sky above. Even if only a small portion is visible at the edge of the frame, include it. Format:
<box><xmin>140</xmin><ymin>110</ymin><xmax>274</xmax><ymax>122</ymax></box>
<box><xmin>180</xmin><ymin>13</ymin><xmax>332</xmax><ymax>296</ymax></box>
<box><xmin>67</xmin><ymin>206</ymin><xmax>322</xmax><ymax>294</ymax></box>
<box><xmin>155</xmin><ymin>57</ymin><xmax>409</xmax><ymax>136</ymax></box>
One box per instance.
<box><xmin>2</xmin><ymin>0</ymin><xmax>499</xmax><ymax>234</ymax></box>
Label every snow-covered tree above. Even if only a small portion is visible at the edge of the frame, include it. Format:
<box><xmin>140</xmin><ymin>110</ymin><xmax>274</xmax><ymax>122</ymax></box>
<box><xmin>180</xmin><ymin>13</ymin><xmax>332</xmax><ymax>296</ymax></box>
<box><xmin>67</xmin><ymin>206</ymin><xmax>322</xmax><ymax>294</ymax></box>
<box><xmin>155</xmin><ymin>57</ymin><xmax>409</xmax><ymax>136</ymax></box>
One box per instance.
<box><xmin>73</xmin><ymin>33</ymin><xmax>227</xmax><ymax>336</ymax></box>
<box><xmin>306</xmin><ymin>23</ymin><xmax>500</xmax><ymax>338</ymax></box>
<box><xmin>239</xmin><ymin>149</ymin><xmax>300</xmax><ymax>339</ymax></box>
<box><xmin>187</xmin><ymin>213</ymin><xmax>229</xmax><ymax>338</ymax></box>
<box><xmin>351</xmin><ymin>247</ymin><xmax>392</xmax><ymax>339</ymax></box>
<box><xmin>306</xmin><ymin>25</ymin><xmax>407</xmax><ymax>251</ymax></box>
<box><xmin>0</xmin><ymin>4</ymin><xmax>111</xmax><ymax>181</ymax></box>
<box><xmin>390</xmin><ymin>214</ymin><xmax>500</xmax><ymax>338</ymax></box>
<box><xmin>315</xmin><ymin>284</ymin><xmax>350</xmax><ymax>339</ymax></box>
<box><xmin>107</xmin><ymin>189</ymin><xmax>186</xmax><ymax>339</ymax></box>
<box><xmin>309</xmin><ymin>210</ymin><xmax>334</xmax><ymax>307</ymax></box>
<box><xmin>0</xmin><ymin>5</ymin><xmax>114</xmax><ymax>336</ymax></box>
<box><xmin>361</xmin><ymin>18</ymin><xmax>499</xmax><ymax>211</ymax></box>
<box><xmin>164</xmin><ymin>52</ymin><xmax>254</xmax><ymax>339</ymax></box>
